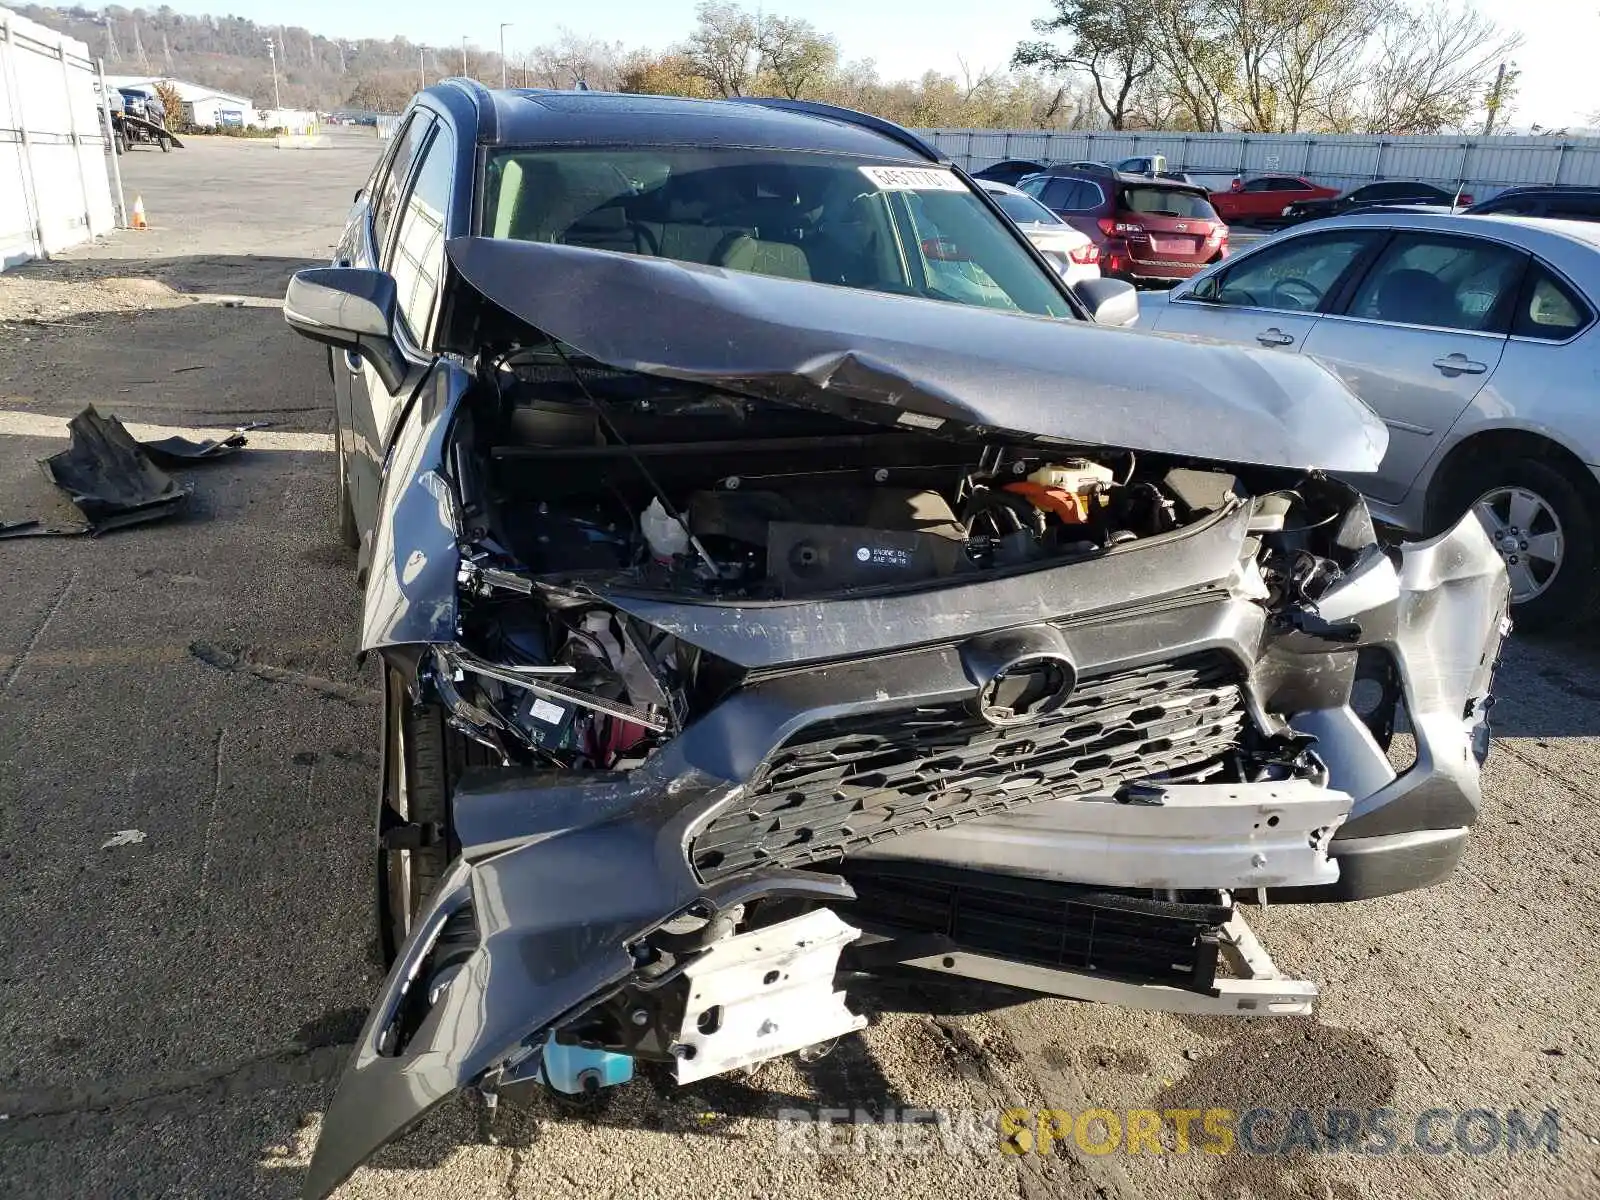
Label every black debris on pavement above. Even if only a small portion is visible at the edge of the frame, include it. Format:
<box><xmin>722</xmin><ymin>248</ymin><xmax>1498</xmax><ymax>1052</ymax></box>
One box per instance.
<box><xmin>1</xmin><ymin>406</ymin><xmax>189</xmax><ymax>538</ymax></box>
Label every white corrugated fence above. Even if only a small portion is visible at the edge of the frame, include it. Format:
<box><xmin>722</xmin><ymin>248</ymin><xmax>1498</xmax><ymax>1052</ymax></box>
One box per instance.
<box><xmin>1</xmin><ymin>5</ymin><xmax>116</xmax><ymax>270</ymax></box>
<box><xmin>915</xmin><ymin>129</ymin><xmax>1600</xmax><ymax>198</ymax></box>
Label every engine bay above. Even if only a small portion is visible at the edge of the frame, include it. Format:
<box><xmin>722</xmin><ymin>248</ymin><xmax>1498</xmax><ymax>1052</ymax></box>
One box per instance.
<box><xmin>422</xmin><ymin>350</ymin><xmax>1367</xmax><ymax>776</ymax></box>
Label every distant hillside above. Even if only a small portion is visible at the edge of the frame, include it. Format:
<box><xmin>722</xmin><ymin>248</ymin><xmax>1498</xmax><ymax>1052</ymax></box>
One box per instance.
<box><xmin>17</xmin><ymin>4</ymin><xmax>485</xmax><ymax>110</ymax></box>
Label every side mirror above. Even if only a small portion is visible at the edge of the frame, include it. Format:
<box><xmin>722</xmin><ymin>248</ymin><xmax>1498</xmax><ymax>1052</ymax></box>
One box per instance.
<box><xmin>283</xmin><ymin>267</ymin><xmax>407</xmax><ymax>392</ymax></box>
<box><xmin>1072</xmin><ymin>276</ymin><xmax>1140</xmax><ymax>327</ymax></box>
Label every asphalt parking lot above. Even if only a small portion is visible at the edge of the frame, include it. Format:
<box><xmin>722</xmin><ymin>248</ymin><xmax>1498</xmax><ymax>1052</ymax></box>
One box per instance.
<box><xmin>1</xmin><ymin>132</ymin><xmax>1599</xmax><ymax>1200</ymax></box>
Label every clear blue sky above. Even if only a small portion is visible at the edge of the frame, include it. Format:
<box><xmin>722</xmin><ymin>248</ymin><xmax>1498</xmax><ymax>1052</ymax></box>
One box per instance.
<box><xmin>159</xmin><ymin>0</ymin><xmax>1593</xmax><ymax>128</ymax></box>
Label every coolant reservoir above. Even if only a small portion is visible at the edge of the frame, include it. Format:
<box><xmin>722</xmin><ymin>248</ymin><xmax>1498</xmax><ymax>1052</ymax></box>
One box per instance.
<box><xmin>1005</xmin><ymin>460</ymin><xmax>1115</xmax><ymax>524</ymax></box>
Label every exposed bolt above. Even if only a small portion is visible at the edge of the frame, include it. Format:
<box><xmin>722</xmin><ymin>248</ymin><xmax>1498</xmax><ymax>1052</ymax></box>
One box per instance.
<box><xmin>873</xmin><ymin>468</ymin><xmax>889</xmax><ymax>482</ymax></box>
<box><xmin>630</xmin><ymin>1008</ymin><xmax>650</xmax><ymax>1027</ymax></box>
<box><xmin>757</xmin><ymin>1019</ymin><xmax>779</xmax><ymax>1037</ymax></box>
<box><xmin>670</xmin><ymin>1042</ymin><xmax>695</xmax><ymax>1059</ymax></box>
<box><xmin>1251</xmin><ymin>852</ymin><xmax>1268</xmax><ymax>868</ymax></box>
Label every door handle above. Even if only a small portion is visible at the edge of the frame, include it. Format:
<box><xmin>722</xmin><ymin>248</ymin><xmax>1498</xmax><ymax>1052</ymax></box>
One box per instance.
<box><xmin>1256</xmin><ymin>328</ymin><xmax>1295</xmax><ymax>346</ymax></box>
<box><xmin>1432</xmin><ymin>353</ymin><xmax>1487</xmax><ymax>376</ymax></box>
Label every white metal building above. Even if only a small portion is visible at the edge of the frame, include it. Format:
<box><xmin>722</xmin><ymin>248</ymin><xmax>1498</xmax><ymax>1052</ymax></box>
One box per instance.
<box><xmin>1</xmin><ymin>6</ymin><xmax>117</xmax><ymax>269</ymax></box>
<box><xmin>106</xmin><ymin>74</ymin><xmax>255</xmax><ymax>127</ymax></box>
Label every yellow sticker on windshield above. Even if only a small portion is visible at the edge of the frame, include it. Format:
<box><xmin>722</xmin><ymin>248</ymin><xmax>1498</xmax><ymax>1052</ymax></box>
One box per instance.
<box><xmin>859</xmin><ymin>166</ymin><xmax>968</xmax><ymax>192</ymax></box>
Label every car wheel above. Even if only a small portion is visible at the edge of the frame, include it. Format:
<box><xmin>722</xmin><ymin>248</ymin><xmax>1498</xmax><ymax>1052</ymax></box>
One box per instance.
<box><xmin>333</xmin><ymin>410</ymin><xmax>360</xmax><ymax>549</ymax></box>
<box><xmin>376</xmin><ymin>668</ymin><xmax>500</xmax><ymax>964</ymax></box>
<box><xmin>1437</xmin><ymin>455</ymin><xmax>1600</xmax><ymax>632</ymax></box>
<box><xmin>377</xmin><ymin>668</ymin><xmax>454</xmax><ymax>963</ymax></box>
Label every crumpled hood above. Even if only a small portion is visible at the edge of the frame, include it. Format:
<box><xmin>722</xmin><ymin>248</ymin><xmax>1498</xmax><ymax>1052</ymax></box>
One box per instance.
<box><xmin>444</xmin><ymin>237</ymin><xmax>1387</xmax><ymax>473</ymax></box>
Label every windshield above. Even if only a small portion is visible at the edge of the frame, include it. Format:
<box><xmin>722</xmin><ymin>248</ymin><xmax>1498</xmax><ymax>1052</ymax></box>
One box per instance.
<box><xmin>1120</xmin><ymin>186</ymin><xmax>1219</xmax><ymax>220</ymax></box>
<box><xmin>482</xmin><ymin>147</ymin><xmax>1072</xmax><ymax>318</ymax></box>
<box><xmin>991</xmin><ymin>190</ymin><xmax>1063</xmax><ymax>226</ymax></box>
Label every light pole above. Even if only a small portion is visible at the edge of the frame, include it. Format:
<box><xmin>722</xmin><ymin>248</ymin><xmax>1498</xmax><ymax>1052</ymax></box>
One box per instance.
<box><xmin>461</xmin><ymin>37</ymin><xmax>468</xmax><ymax>77</ymax></box>
<box><xmin>264</xmin><ymin>37</ymin><xmax>280</xmax><ymax>110</ymax></box>
<box><xmin>500</xmin><ymin>23</ymin><xmax>511</xmax><ymax>89</ymax></box>
<box><xmin>419</xmin><ymin>47</ymin><xmax>426</xmax><ymax>91</ymax></box>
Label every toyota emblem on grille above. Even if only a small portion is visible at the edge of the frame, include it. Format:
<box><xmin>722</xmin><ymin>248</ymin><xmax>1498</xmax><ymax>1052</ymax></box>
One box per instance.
<box><xmin>977</xmin><ymin>654</ymin><xmax>1079</xmax><ymax>727</ymax></box>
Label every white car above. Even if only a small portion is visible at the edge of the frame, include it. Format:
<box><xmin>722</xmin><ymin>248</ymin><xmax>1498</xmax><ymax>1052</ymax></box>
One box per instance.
<box><xmin>1144</xmin><ymin>212</ymin><xmax>1600</xmax><ymax>629</ymax></box>
<box><xmin>980</xmin><ymin>179</ymin><xmax>1101</xmax><ymax>285</ymax></box>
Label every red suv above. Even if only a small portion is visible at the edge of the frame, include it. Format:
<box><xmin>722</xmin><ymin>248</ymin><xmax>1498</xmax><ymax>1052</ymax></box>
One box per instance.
<box><xmin>1019</xmin><ymin>166</ymin><xmax>1228</xmax><ymax>285</ymax></box>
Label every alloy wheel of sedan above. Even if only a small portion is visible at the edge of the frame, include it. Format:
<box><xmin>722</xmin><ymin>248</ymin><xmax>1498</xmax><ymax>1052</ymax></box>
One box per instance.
<box><xmin>1472</xmin><ymin>485</ymin><xmax>1564</xmax><ymax>603</ymax></box>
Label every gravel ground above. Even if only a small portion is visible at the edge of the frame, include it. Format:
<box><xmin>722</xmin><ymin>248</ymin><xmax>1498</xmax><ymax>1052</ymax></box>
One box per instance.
<box><xmin>0</xmin><ymin>131</ymin><xmax>1597</xmax><ymax>1200</ymax></box>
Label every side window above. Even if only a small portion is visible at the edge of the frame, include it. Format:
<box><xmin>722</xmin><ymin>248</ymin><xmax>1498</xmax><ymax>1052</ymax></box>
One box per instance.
<box><xmin>1481</xmin><ymin>194</ymin><xmax>1538</xmax><ymax>216</ymax></box>
<box><xmin>1192</xmin><ymin>232</ymin><xmax>1376</xmax><ymax>311</ymax></box>
<box><xmin>1512</xmin><ymin>266</ymin><xmax>1591</xmax><ymax>341</ymax></box>
<box><xmin>1241</xmin><ymin>178</ymin><xmax>1273</xmax><ymax>193</ymax></box>
<box><xmin>1345</xmin><ymin>234</ymin><xmax>1526</xmax><ymax>332</ymax></box>
<box><xmin>372</xmin><ymin>113</ymin><xmax>433</xmax><ymax>254</ymax></box>
<box><xmin>386</xmin><ymin>127</ymin><xmax>454</xmax><ymax>346</ymax></box>
<box><xmin>1547</xmin><ymin>198</ymin><xmax>1600</xmax><ymax>220</ymax></box>
<box><xmin>1040</xmin><ymin>178</ymin><xmax>1077</xmax><ymax>209</ymax></box>
<box><xmin>1272</xmin><ymin>178</ymin><xmax>1309</xmax><ymax>191</ymax></box>
<box><xmin>1018</xmin><ymin>176</ymin><xmax>1046</xmax><ymax>199</ymax></box>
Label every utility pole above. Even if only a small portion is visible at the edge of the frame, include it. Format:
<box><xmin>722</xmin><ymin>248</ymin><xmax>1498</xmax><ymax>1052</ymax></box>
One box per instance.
<box><xmin>265</xmin><ymin>38</ymin><xmax>281</xmax><ymax>111</ymax></box>
<box><xmin>500</xmin><ymin>23</ymin><xmax>512</xmax><ymax>89</ymax></box>
<box><xmin>462</xmin><ymin>37</ymin><xmax>469</xmax><ymax>77</ymax></box>
<box><xmin>420</xmin><ymin>47</ymin><xmax>426</xmax><ymax>91</ymax></box>
<box><xmin>1483</xmin><ymin>61</ymin><xmax>1508</xmax><ymax>136</ymax></box>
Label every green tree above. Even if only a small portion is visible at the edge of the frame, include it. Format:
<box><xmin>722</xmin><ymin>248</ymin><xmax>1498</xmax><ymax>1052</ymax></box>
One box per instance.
<box><xmin>1012</xmin><ymin>0</ymin><xmax>1161</xmax><ymax>129</ymax></box>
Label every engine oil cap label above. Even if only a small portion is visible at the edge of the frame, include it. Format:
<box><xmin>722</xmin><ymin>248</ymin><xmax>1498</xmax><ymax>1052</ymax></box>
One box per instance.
<box><xmin>859</xmin><ymin>166</ymin><xmax>968</xmax><ymax>192</ymax></box>
<box><xmin>857</xmin><ymin>545</ymin><xmax>913</xmax><ymax>567</ymax></box>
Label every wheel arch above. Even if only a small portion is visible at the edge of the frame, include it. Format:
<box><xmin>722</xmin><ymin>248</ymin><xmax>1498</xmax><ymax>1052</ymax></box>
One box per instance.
<box><xmin>1425</xmin><ymin>425</ymin><xmax>1600</xmax><ymax>532</ymax></box>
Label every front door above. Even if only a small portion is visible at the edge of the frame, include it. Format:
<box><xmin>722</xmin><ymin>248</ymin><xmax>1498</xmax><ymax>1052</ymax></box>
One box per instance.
<box><xmin>1154</xmin><ymin>228</ymin><xmax>1383</xmax><ymax>352</ymax></box>
<box><xmin>1301</xmin><ymin>231</ymin><xmax>1526</xmax><ymax>502</ymax></box>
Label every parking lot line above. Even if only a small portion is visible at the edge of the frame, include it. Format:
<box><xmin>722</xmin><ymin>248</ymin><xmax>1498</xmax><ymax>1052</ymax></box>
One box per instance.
<box><xmin>0</xmin><ymin>409</ymin><xmax>333</xmax><ymax>452</ymax></box>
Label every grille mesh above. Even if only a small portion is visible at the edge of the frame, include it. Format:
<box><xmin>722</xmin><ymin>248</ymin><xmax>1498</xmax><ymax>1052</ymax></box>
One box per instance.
<box><xmin>691</xmin><ymin>652</ymin><xmax>1246</xmax><ymax>881</ymax></box>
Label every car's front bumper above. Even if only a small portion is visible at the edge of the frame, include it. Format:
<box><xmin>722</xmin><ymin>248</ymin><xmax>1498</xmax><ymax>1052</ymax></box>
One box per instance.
<box><xmin>305</xmin><ymin>510</ymin><xmax>1508</xmax><ymax>1199</ymax></box>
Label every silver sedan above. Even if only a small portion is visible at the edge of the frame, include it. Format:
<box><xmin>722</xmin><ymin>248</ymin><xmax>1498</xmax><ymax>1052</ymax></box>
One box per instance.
<box><xmin>1144</xmin><ymin>212</ymin><xmax>1600</xmax><ymax>630</ymax></box>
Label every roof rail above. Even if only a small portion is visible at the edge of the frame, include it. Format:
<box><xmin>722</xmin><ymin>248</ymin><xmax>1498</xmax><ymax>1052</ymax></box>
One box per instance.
<box><xmin>738</xmin><ymin>97</ymin><xmax>946</xmax><ymax>163</ymax></box>
<box><xmin>437</xmin><ymin>76</ymin><xmax>499</xmax><ymax>143</ymax></box>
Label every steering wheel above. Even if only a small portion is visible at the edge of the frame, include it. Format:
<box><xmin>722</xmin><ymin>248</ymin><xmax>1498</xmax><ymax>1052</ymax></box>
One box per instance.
<box><xmin>1268</xmin><ymin>277</ymin><xmax>1321</xmax><ymax>310</ymax></box>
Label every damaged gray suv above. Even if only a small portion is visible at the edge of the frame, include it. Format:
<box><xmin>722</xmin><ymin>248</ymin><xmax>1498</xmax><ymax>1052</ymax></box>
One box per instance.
<box><xmin>283</xmin><ymin>82</ymin><xmax>1510</xmax><ymax>1197</ymax></box>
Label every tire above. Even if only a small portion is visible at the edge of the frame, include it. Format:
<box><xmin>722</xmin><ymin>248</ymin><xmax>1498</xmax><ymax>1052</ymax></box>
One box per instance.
<box><xmin>376</xmin><ymin>668</ymin><xmax>498</xmax><ymax>963</ymax></box>
<box><xmin>1433</xmin><ymin>453</ymin><xmax>1600</xmax><ymax>633</ymax></box>
<box><xmin>377</xmin><ymin>668</ymin><xmax>453</xmax><ymax>963</ymax></box>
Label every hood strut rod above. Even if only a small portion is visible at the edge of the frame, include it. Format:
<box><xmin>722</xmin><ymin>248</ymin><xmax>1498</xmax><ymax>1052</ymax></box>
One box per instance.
<box><xmin>549</xmin><ymin>341</ymin><xmax>722</xmax><ymax>578</ymax></box>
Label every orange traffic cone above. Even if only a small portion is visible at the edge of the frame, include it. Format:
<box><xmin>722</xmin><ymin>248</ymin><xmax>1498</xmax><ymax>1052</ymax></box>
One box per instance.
<box><xmin>130</xmin><ymin>195</ymin><xmax>148</xmax><ymax>230</ymax></box>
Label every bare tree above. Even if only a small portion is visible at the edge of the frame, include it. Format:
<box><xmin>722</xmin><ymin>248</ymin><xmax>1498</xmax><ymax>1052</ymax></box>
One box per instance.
<box><xmin>685</xmin><ymin>1</ymin><xmax>762</xmax><ymax>97</ymax></box>
<box><xmin>1012</xmin><ymin>0</ymin><xmax>1161</xmax><ymax>130</ymax></box>
<box><xmin>526</xmin><ymin>29</ymin><xmax>626</xmax><ymax>91</ymax></box>
<box><xmin>1356</xmin><ymin>1</ymin><xmax>1523</xmax><ymax>134</ymax></box>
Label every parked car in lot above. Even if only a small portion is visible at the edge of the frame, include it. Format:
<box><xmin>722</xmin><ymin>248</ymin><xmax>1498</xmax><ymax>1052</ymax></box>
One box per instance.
<box><xmin>1283</xmin><ymin>180</ymin><xmax>1473</xmax><ymax>223</ymax></box>
<box><xmin>1466</xmin><ymin>185</ymin><xmax>1600</xmax><ymax>222</ymax></box>
<box><xmin>978</xmin><ymin>178</ymin><xmax>1101</xmax><ymax>284</ymax></box>
<box><xmin>1144</xmin><ymin>211</ymin><xmax>1600</xmax><ymax>628</ymax></box>
<box><xmin>1211</xmin><ymin>174</ymin><xmax>1340</xmax><ymax>225</ymax></box>
<box><xmin>281</xmin><ymin>82</ymin><xmax>1507</xmax><ymax>1198</ymax></box>
<box><xmin>1018</xmin><ymin>163</ymin><xmax>1229</xmax><ymax>285</ymax></box>
<box><xmin>971</xmin><ymin>157</ymin><xmax>1047</xmax><ymax>185</ymax></box>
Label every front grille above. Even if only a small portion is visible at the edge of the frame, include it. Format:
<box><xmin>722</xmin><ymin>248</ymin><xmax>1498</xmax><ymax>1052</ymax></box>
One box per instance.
<box><xmin>690</xmin><ymin>652</ymin><xmax>1246</xmax><ymax>881</ymax></box>
<box><xmin>840</xmin><ymin>863</ymin><xmax>1227</xmax><ymax>990</ymax></box>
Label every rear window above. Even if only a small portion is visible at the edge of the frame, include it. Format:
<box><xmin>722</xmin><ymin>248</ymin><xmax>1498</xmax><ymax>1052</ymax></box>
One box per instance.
<box><xmin>1119</xmin><ymin>187</ymin><xmax>1218</xmax><ymax>221</ymax></box>
<box><xmin>992</xmin><ymin>191</ymin><xmax>1063</xmax><ymax>225</ymax></box>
